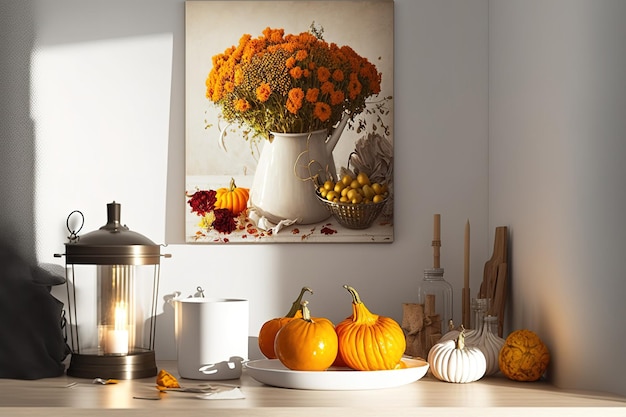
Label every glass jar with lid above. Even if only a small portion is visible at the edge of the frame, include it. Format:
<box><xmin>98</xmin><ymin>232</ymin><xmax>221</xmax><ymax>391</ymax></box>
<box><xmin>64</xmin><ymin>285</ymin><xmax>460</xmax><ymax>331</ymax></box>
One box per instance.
<box><xmin>417</xmin><ymin>268</ymin><xmax>453</xmax><ymax>335</ymax></box>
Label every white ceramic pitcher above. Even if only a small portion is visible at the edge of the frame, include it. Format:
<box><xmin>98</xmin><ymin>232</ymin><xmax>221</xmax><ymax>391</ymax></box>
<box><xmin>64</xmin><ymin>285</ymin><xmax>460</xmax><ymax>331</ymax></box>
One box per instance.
<box><xmin>249</xmin><ymin>113</ymin><xmax>350</xmax><ymax>225</ymax></box>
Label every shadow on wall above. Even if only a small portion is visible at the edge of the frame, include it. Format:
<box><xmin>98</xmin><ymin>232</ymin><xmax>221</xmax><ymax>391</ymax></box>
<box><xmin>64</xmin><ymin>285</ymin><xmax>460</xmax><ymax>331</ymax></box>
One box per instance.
<box><xmin>0</xmin><ymin>0</ymin><xmax>36</xmax><ymax>262</ymax></box>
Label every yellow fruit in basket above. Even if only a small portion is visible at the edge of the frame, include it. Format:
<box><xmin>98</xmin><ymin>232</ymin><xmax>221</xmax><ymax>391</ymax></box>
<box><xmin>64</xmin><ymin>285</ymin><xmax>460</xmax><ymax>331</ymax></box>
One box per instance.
<box><xmin>373</xmin><ymin>194</ymin><xmax>385</xmax><ymax>204</ymax></box>
<box><xmin>334</xmin><ymin>182</ymin><xmax>345</xmax><ymax>193</ymax></box>
<box><xmin>323</xmin><ymin>180</ymin><xmax>334</xmax><ymax>191</ymax></box>
<box><xmin>371</xmin><ymin>183</ymin><xmax>383</xmax><ymax>195</ymax></box>
<box><xmin>326</xmin><ymin>190</ymin><xmax>339</xmax><ymax>202</ymax></box>
<box><xmin>357</xmin><ymin>172</ymin><xmax>371</xmax><ymax>187</ymax></box>
<box><xmin>362</xmin><ymin>184</ymin><xmax>375</xmax><ymax>200</ymax></box>
<box><xmin>341</xmin><ymin>174</ymin><xmax>353</xmax><ymax>186</ymax></box>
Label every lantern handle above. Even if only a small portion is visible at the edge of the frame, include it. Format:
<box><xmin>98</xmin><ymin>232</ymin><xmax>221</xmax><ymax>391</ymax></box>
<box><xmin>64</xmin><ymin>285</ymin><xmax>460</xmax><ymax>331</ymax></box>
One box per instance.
<box><xmin>66</xmin><ymin>210</ymin><xmax>84</xmax><ymax>243</ymax></box>
<box><xmin>195</xmin><ymin>286</ymin><xmax>205</xmax><ymax>298</ymax></box>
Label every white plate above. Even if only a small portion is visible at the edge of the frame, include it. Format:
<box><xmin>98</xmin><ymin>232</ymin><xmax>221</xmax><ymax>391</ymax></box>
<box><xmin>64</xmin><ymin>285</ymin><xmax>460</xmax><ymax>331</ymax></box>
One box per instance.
<box><xmin>244</xmin><ymin>358</ymin><xmax>429</xmax><ymax>390</ymax></box>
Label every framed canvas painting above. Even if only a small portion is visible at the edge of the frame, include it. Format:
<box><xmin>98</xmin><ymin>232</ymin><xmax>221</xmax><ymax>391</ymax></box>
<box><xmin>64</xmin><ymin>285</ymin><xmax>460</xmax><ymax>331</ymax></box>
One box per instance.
<box><xmin>185</xmin><ymin>0</ymin><xmax>394</xmax><ymax>243</ymax></box>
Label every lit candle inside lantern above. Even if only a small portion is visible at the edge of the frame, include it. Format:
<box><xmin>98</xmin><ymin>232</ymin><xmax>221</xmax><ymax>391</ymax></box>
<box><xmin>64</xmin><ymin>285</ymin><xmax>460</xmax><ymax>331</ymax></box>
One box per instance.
<box><xmin>105</xmin><ymin>303</ymin><xmax>129</xmax><ymax>355</ymax></box>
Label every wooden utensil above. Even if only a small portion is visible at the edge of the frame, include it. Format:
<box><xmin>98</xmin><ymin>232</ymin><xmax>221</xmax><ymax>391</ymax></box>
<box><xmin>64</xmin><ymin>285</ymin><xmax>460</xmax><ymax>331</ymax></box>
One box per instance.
<box><xmin>479</xmin><ymin>226</ymin><xmax>508</xmax><ymax>336</ymax></box>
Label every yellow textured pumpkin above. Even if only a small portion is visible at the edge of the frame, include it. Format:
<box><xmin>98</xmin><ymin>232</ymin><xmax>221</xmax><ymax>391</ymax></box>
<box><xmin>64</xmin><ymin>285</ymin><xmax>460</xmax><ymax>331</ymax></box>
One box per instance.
<box><xmin>335</xmin><ymin>285</ymin><xmax>406</xmax><ymax>371</ymax></box>
<box><xmin>499</xmin><ymin>329</ymin><xmax>550</xmax><ymax>381</ymax></box>
<box><xmin>214</xmin><ymin>177</ymin><xmax>249</xmax><ymax>215</ymax></box>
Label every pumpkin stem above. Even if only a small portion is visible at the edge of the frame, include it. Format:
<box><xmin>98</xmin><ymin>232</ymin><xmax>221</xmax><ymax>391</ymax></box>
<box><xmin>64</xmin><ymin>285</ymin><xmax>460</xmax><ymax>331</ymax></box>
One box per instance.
<box><xmin>343</xmin><ymin>284</ymin><xmax>362</xmax><ymax>304</ymax></box>
<box><xmin>301</xmin><ymin>300</ymin><xmax>313</xmax><ymax>322</ymax></box>
<box><xmin>229</xmin><ymin>177</ymin><xmax>237</xmax><ymax>191</ymax></box>
<box><xmin>456</xmin><ymin>325</ymin><xmax>466</xmax><ymax>350</ymax></box>
<box><xmin>285</xmin><ymin>287</ymin><xmax>313</xmax><ymax>318</ymax></box>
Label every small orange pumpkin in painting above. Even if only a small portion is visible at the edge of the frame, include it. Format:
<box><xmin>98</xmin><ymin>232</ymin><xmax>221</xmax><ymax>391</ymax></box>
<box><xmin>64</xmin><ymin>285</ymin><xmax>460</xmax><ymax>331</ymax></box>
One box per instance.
<box><xmin>214</xmin><ymin>177</ymin><xmax>249</xmax><ymax>215</ymax></box>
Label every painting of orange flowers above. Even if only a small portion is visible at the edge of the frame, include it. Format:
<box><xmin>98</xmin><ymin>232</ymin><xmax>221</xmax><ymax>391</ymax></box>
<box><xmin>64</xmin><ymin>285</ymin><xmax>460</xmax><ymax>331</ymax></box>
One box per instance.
<box><xmin>185</xmin><ymin>0</ymin><xmax>394</xmax><ymax>243</ymax></box>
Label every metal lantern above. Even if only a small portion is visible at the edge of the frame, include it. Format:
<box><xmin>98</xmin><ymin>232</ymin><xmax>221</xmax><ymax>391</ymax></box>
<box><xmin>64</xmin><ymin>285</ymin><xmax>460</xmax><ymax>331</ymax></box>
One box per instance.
<box><xmin>55</xmin><ymin>202</ymin><xmax>170</xmax><ymax>379</ymax></box>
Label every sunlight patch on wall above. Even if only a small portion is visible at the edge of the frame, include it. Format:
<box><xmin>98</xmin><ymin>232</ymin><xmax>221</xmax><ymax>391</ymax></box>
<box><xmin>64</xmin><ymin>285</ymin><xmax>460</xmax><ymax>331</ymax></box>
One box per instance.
<box><xmin>30</xmin><ymin>34</ymin><xmax>173</xmax><ymax>263</ymax></box>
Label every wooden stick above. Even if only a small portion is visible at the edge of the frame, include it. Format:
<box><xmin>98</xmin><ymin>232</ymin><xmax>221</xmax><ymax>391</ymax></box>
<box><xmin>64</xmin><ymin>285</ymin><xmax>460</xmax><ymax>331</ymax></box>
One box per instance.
<box><xmin>462</xmin><ymin>220</ymin><xmax>470</xmax><ymax>328</ymax></box>
<box><xmin>432</xmin><ymin>214</ymin><xmax>441</xmax><ymax>268</ymax></box>
<box><xmin>462</xmin><ymin>288</ymin><xmax>471</xmax><ymax>329</ymax></box>
<box><xmin>424</xmin><ymin>294</ymin><xmax>436</xmax><ymax>317</ymax></box>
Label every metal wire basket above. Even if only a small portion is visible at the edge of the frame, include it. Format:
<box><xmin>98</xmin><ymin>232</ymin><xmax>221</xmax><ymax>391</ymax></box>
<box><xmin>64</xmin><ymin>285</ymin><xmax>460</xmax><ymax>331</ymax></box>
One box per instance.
<box><xmin>315</xmin><ymin>190</ymin><xmax>388</xmax><ymax>229</ymax></box>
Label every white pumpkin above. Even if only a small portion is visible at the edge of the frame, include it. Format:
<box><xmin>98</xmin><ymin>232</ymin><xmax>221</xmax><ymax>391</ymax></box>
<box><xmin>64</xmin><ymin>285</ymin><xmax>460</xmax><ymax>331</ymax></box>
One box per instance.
<box><xmin>428</xmin><ymin>329</ymin><xmax>486</xmax><ymax>383</ymax></box>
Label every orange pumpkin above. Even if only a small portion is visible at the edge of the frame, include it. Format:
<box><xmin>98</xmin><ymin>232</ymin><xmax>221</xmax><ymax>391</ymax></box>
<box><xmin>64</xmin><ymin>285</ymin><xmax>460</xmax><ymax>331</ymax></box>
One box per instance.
<box><xmin>274</xmin><ymin>301</ymin><xmax>338</xmax><ymax>371</ymax></box>
<box><xmin>335</xmin><ymin>285</ymin><xmax>406</xmax><ymax>371</ymax></box>
<box><xmin>257</xmin><ymin>287</ymin><xmax>312</xmax><ymax>359</ymax></box>
<box><xmin>214</xmin><ymin>178</ymin><xmax>249</xmax><ymax>215</ymax></box>
<box><xmin>499</xmin><ymin>329</ymin><xmax>550</xmax><ymax>382</ymax></box>
<box><xmin>331</xmin><ymin>346</ymin><xmax>348</xmax><ymax>368</ymax></box>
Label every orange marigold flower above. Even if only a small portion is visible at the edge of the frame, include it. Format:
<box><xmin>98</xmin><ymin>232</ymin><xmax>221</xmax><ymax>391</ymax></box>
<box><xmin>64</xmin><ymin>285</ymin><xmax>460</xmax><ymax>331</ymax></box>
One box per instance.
<box><xmin>224</xmin><ymin>81</ymin><xmax>234</xmax><ymax>93</ymax></box>
<box><xmin>317</xmin><ymin>66</ymin><xmax>331</xmax><ymax>83</ymax></box>
<box><xmin>212</xmin><ymin>83</ymin><xmax>224</xmax><ymax>102</ymax></box>
<box><xmin>295</xmin><ymin>49</ymin><xmax>308</xmax><ymax>61</ymax></box>
<box><xmin>306</xmin><ymin>88</ymin><xmax>319</xmax><ymax>103</ymax></box>
<box><xmin>286</xmin><ymin>88</ymin><xmax>304</xmax><ymax>114</ymax></box>
<box><xmin>321</xmin><ymin>81</ymin><xmax>334</xmax><ymax>95</ymax></box>
<box><xmin>302</xmin><ymin>69</ymin><xmax>310</xmax><ymax>78</ymax></box>
<box><xmin>234</xmin><ymin>98</ymin><xmax>251</xmax><ymax>112</ymax></box>
<box><xmin>308</xmin><ymin>61</ymin><xmax>316</xmax><ymax>70</ymax></box>
<box><xmin>332</xmin><ymin>69</ymin><xmax>344</xmax><ymax>82</ymax></box>
<box><xmin>286</xmin><ymin>56</ymin><xmax>296</xmax><ymax>69</ymax></box>
<box><xmin>286</xmin><ymin>100</ymin><xmax>298</xmax><ymax>114</ymax></box>
<box><xmin>330</xmin><ymin>90</ymin><xmax>345</xmax><ymax>106</ymax></box>
<box><xmin>313</xmin><ymin>102</ymin><xmax>331</xmax><ymax>122</ymax></box>
<box><xmin>289</xmin><ymin>66</ymin><xmax>303</xmax><ymax>79</ymax></box>
<box><xmin>288</xmin><ymin>87</ymin><xmax>304</xmax><ymax>104</ymax></box>
<box><xmin>263</xmin><ymin>27</ymin><xmax>284</xmax><ymax>43</ymax></box>
<box><xmin>256</xmin><ymin>83</ymin><xmax>272</xmax><ymax>102</ymax></box>
<box><xmin>234</xmin><ymin>67</ymin><xmax>244</xmax><ymax>85</ymax></box>
<box><xmin>348</xmin><ymin>73</ymin><xmax>362</xmax><ymax>100</ymax></box>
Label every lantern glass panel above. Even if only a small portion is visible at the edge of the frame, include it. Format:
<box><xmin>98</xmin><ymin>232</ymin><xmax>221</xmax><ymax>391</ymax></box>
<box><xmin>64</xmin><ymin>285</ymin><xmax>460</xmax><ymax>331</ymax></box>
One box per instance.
<box><xmin>66</xmin><ymin>263</ymin><xmax>158</xmax><ymax>356</ymax></box>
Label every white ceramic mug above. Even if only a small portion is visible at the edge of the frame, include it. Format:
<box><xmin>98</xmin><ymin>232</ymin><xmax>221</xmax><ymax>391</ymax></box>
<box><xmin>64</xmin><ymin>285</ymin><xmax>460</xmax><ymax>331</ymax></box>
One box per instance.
<box><xmin>173</xmin><ymin>297</ymin><xmax>249</xmax><ymax>380</ymax></box>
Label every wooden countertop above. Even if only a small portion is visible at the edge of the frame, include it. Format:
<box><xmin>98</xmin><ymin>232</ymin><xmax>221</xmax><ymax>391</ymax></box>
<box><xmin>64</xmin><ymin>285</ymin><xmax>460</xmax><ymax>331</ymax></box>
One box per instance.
<box><xmin>1</xmin><ymin>360</ymin><xmax>625</xmax><ymax>417</ymax></box>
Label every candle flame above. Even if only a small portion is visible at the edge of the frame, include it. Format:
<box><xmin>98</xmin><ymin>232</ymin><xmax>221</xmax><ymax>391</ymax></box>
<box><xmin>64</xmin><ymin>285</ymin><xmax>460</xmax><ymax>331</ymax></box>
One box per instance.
<box><xmin>114</xmin><ymin>302</ymin><xmax>127</xmax><ymax>331</ymax></box>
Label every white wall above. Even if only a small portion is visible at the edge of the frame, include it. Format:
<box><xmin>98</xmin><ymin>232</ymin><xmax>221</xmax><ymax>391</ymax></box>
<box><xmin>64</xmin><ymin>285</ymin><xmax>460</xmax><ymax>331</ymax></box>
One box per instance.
<box><xmin>9</xmin><ymin>0</ymin><xmax>489</xmax><ymax>361</ymax></box>
<box><xmin>490</xmin><ymin>0</ymin><xmax>626</xmax><ymax>397</ymax></box>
